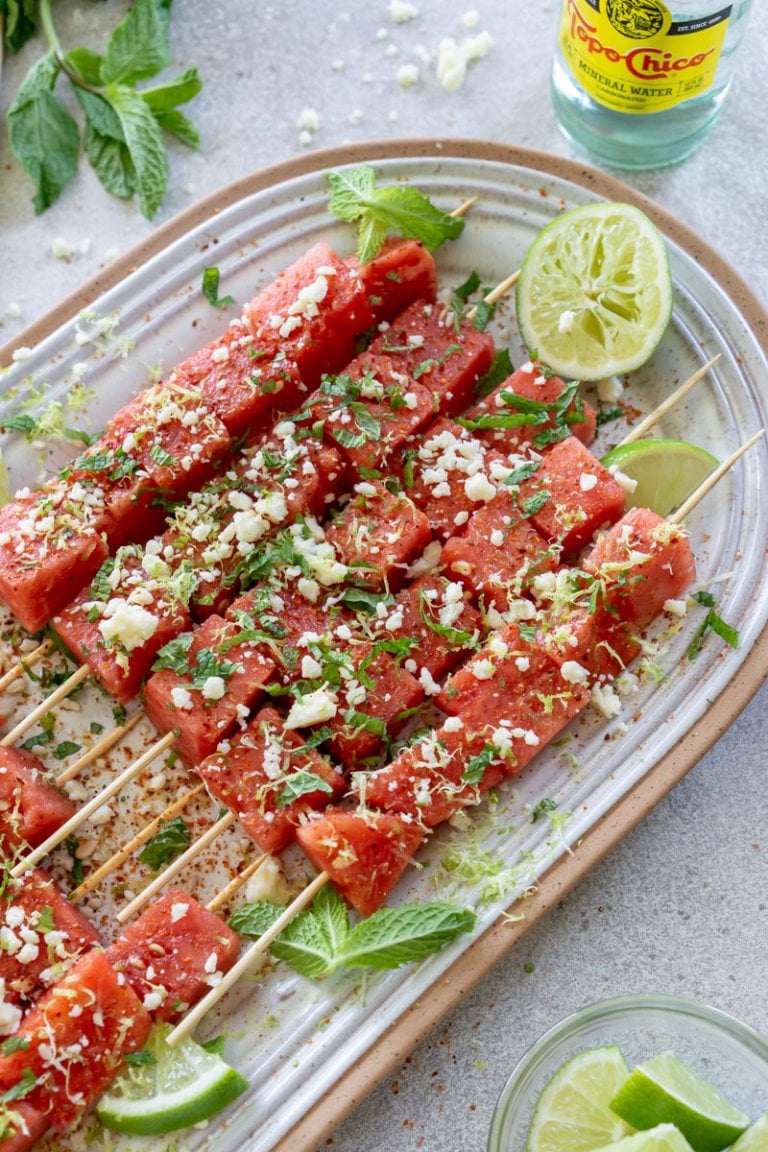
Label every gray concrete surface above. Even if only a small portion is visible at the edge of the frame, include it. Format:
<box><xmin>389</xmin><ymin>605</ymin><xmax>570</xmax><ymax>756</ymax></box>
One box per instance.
<box><xmin>0</xmin><ymin>3</ymin><xmax>766</xmax><ymax>1151</ymax></box>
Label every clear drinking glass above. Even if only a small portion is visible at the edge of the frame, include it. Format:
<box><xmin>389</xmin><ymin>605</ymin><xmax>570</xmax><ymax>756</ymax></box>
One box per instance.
<box><xmin>488</xmin><ymin>994</ymin><xmax>768</xmax><ymax>1152</ymax></box>
<box><xmin>551</xmin><ymin>0</ymin><xmax>754</xmax><ymax>169</ymax></box>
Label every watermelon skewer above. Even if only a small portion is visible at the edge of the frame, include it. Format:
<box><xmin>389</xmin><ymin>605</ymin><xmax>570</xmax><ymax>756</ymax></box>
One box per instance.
<box><xmin>5</xmin><ymin>359</ymin><xmax>717</xmax><ymax>888</ymax></box>
<box><xmin>161</xmin><ymin>436</ymin><xmax>757</xmax><ymax>1049</ymax></box>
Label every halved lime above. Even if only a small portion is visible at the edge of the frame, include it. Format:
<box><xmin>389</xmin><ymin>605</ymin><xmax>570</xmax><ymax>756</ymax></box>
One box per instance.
<box><xmin>600</xmin><ymin>1123</ymin><xmax>696</xmax><ymax>1151</ymax></box>
<box><xmin>97</xmin><ymin>1023</ymin><xmax>248</xmax><ymax>1135</ymax></box>
<box><xmin>730</xmin><ymin>1112</ymin><xmax>768</xmax><ymax>1152</ymax></box>
<box><xmin>516</xmin><ymin>202</ymin><xmax>673</xmax><ymax>380</ymax></box>
<box><xmin>610</xmin><ymin>1052</ymin><xmax>750</xmax><ymax>1152</ymax></box>
<box><xmin>527</xmin><ymin>1044</ymin><xmax>635</xmax><ymax>1152</ymax></box>
<box><xmin>600</xmin><ymin>438</ymin><xmax>718</xmax><ymax>517</ymax></box>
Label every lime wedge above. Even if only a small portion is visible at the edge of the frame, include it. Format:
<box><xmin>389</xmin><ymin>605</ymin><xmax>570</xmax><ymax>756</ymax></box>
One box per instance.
<box><xmin>527</xmin><ymin>1044</ymin><xmax>635</xmax><ymax>1152</ymax></box>
<box><xmin>610</xmin><ymin>1052</ymin><xmax>750</xmax><ymax>1152</ymax></box>
<box><xmin>97</xmin><ymin>1023</ymin><xmax>248</xmax><ymax>1135</ymax></box>
<box><xmin>730</xmin><ymin>1112</ymin><xmax>768</xmax><ymax>1152</ymax></box>
<box><xmin>600</xmin><ymin>438</ymin><xmax>718</xmax><ymax>517</ymax></box>
<box><xmin>601</xmin><ymin>1123</ymin><xmax>696</xmax><ymax>1151</ymax></box>
<box><xmin>516</xmin><ymin>202</ymin><xmax>673</xmax><ymax>380</ymax></box>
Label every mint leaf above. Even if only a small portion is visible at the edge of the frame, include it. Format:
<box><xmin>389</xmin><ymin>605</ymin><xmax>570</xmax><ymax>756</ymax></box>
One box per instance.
<box><xmin>473</xmin><ymin>349</ymin><xmax>515</xmax><ymax>399</ymax></box>
<box><xmin>200</xmin><ymin>1035</ymin><xmax>226</xmax><ymax>1056</ymax></box>
<box><xmin>419</xmin><ymin>591</ymin><xmax>474</xmax><ymax>647</ymax></box>
<box><xmin>202</xmin><ymin>267</ymin><xmax>235</xmax><ymax>310</ymax></box>
<box><xmin>531</xmin><ymin>797</ymin><xmax>557</xmax><ymax>823</ymax></box>
<box><xmin>687</xmin><ymin>591</ymin><xmax>739</xmax><ymax>659</ymax></box>
<box><xmin>101</xmin><ymin>0</ymin><xmax>172</xmax><ymax>85</ymax></box>
<box><xmin>369</xmin><ymin>185</ymin><xmax>465</xmax><ymax>252</ymax></box>
<box><xmin>8</xmin><ymin>52</ymin><xmax>80</xmax><ymax>213</ymax></box>
<box><xmin>328</xmin><ymin>165</ymin><xmax>464</xmax><ymax>264</ymax></box>
<box><xmin>520</xmin><ymin>489</ymin><xmax>550</xmax><ymax>518</ymax></box>
<box><xmin>152</xmin><ymin>633</ymin><xmax>194</xmax><ymax>674</ymax></box>
<box><xmin>0</xmin><ymin>1037</ymin><xmax>29</xmax><ymax>1057</ymax></box>
<box><xmin>107</xmin><ymin>85</ymin><xmax>168</xmax><ymax>218</ymax></box>
<box><xmin>462</xmin><ymin>743</ymin><xmax>495</xmax><ymax>786</ymax></box>
<box><xmin>2</xmin><ymin>0</ymin><xmax>38</xmax><ymax>54</ymax></box>
<box><xmin>65</xmin><ymin>47</ymin><xmax>106</xmax><ymax>87</ymax></box>
<box><xmin>232</xmin><ymin>890</ymin><xmax>474</xmax><ymax>980</ymax></box>
<box><xmin>341</xmin><ymin>588</ymin><xmax>393</xmax><ymax>615</ymax></box>
<box><xmin>77</xmin><ymin>89</ymin><xmax>137</xmax><ymax>200</ymax></box>
<box><xmin>270</xmin><ymin>885</ymin><xmax>349</xmax><ymax>979</ymax></box>
<box><xmin>125</xmin><ymin>1050</ymin><xmax>156</xmax><ymax>1067</ymax></box>
<box><xmin>327</xmin><ymin>164</ymin><xmax>376</xmax><ymax>220</ymax></box>
<box><xmin>152</xmin><ymin>107</ymin><xmax>199</xmax><ymax>147</ymax></box>
<box><xmin>454</xmin><ymin>270</ymin><xmax>481</xmax><ymax>301</ymax></box>
<box><xmin>138</xmin><ymin>816</ymin><xmax>190</xmax><ymax>870</ymax></box>
<box><xmin>141</xmin><ymin>67</ymin><xmax>202</xmax><ymax>111</ymax></box>
<box><xmin>503</xmin><ymin>461</ymin><xmax>541</xmax><ymax>487</ymax></box>
<box><xmin>51</xmin><ymin>740</ymin><xmax>81</xmax><ymax>760</ymax></box>
<box><xmin>1</xmin><ymin>1068</ymin><xmax>36</xmax><ymax>1105</ymax></box>
<box><xmin>277</xmin><ymin>768</ymin><xmax>334</xmax><ymax>808</ymax></box>
<box><xmin>229</xmin><ymin>900</ymin><xmax>282</xmax><ymax>939</ymax></box>
<box><xmin>339</xmin><ymin>902</ymin><xmax>476</xmax><ymax>970</ymax></box>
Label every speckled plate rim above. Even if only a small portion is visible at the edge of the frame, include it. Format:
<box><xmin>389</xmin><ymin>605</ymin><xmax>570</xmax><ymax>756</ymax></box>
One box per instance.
<box><xmin>3</xmin><ymin>138</ymin><xmax>767</xmax><ymax>1152</ymax></box>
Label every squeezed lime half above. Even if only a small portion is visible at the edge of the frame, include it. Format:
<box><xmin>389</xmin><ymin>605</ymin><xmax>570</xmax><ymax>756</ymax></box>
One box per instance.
<box><xmin>516</xmin><ymin>202</ymin><xmax>673</xmax><ymax>381</ymax></box>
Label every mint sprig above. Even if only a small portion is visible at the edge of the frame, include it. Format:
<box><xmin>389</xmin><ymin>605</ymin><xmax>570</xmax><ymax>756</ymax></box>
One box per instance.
<box><xmin>328</xmin><ymin>164</ymin><xmax>465</xmax><ymax>265</ymax></box>
<box><xmin>6</xmin><ymin>0</ymin><xmax>201</xmax><ymax>217</ymax></box>
<box><xmin>230</xmin><ymin>887</ymin><xmax>475</xmax><ymax>979</ymax></box>
<box><xmin>138</xmin><ymin>815</ymin><xmax>190</xmax><ymax>871</ymax></box>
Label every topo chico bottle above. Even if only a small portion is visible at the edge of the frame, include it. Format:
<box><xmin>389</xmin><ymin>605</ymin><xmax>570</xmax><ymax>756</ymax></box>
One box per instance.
<box><xmin>551</xmin><ymin>0</ymin><xmax>754</xmax><ymax>168</ymax></box>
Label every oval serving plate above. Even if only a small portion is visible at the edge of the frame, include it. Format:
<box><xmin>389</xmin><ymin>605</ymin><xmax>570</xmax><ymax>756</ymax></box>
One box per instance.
<box><xmin>2</xmin><ymin>141</ymin><xmax>767</xmax><ymax>1152</ymax></box>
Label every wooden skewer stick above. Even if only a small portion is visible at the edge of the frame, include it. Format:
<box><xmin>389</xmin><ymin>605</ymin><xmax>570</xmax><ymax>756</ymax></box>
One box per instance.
<box><xmin>206</xmin><ymin>852</ymin><xmax>270</xmax><ymax>915</ymax></box>
<box><xmin>465</xmin><ymin>270</ymin><xmax>520</xmax><ymax>325</ymax></box>
<box><xmin>670</xmin><ymin>429</ymin><xmax>765</xmax><ymax>525</ymax></box>
<box><xmin>620</xmin><ymin>356</ymin><xmax>721</xmax><ymax>446</ymax></box>
<box><xmin>117</xmin><ymin>810</ymin><xmax>238</xmax><ymax>923</ymax></box>
<box><xmin>69</xmin><ymin>782</ymin><xmax>206</xmax><ymax>904</ymax></box>
<box><xmin>55</xmin><ymin>712</ymin><xmax>144</xmax><ymax>786</ymax></box>
<box><xmin>450</xmin><ymin>197</ymin><xmax>478</xmax><ymax>218</ymax></box>
<box><xmin>11</xmin><ymin>731</ymin><xmax>176</xmax><ymax>877</ymax></box>
<box><xmin>167</xmin><ymin>870</ymin><xmax>329</xmax><ymax>1047</ymax></box>
<box><xmin>0</xmin><ymin>638</ymin><xmax>53</xmax><ymax>694</ymax></box>
<box><xmin>0</xmin><ymin>664</ymin><xmax>91</xmax><ymax>747</ymax></box>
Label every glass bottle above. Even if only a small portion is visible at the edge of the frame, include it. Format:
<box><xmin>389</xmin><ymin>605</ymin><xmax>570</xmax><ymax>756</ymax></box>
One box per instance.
<box><xmin>551</xmin><ymin>0</ymin><xmax>754</xmax><ymax>169</ymax></box>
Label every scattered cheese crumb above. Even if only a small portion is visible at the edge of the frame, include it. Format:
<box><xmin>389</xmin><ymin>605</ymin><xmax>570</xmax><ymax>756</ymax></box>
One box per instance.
<box><xmin>558</xmin><ymin>309</ymin><xmax>577</xmax><ymax>335</ymax></box>
<box><xmin>597</xmin><ymin>376</ymin><xmax>624</xmax><ymax>403</ymax></box>
<box><xmin>245</xmin><ymin>856</ymin><xmax>293</xmax><ymax>906</ymax></box>
<box><xmin>296</xmin><ymin>107</ymin><xmax>319</xmax><ymax>133</ymax></box>
<box><xmin>389</xmin><ymin>0</ymin><xmax>418</xmax><ymax>22</ymax></box>
<box><xmin>284</xmin><ymin>687</ymin><xmax>338</xmax><ymax>729</ymax></box>
<box><xmin>436</xmin><ymin>31</ymin><xmax>493</xmax><ymax>92</ymax></box>
<box><xmin>397</xmin><ymin>63</ymin><xmax>420</xmax><ymax>87</ymax></box>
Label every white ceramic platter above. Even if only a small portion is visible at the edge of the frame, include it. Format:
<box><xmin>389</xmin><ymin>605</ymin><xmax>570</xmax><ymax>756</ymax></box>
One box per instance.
<box><xmin>1</xmin><ymin>141</ymin><xmax>767</xmax><ymax>1152</ymax></box>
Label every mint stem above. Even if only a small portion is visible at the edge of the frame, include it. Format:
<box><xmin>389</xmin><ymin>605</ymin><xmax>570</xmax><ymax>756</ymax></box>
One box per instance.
<box><xmin>39</xmin><ymin>0</ymin><xmax>101</xmax><ymax>92</ymax></box>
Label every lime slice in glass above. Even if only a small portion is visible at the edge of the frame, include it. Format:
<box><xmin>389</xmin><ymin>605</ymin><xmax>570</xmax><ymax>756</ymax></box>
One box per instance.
<box><xmin>97</xmin><ymin>1023</ymin><xmax>248</xmax><ymax>1135</ymax></box>
<box><xmin>516</xmin><ymin>202</ymin><xmax>673</xmax><ymax>381</ymax></box>
<box><xmin>730</xmin><ymin>1112</ymin><xmax>768</xmax><ymax>1152</ymax></box>
<box><xmin>600</xmin><ymin>438</ymin><xmax>718</xmax><ymax>517</ymax></box>
<box><xmin>600</xmin><ymin>1123</ymin><xmax>696</xmax><ymax>1151</ymax></box>
<box><xmin>610</xmin><ymin>1052</ymin><xmax>750</xmax><ymax>1152</ymax></box>
<box><xmin>526</xmin><ymin>1044</ymin><xmax>635</xmax><ymax>1152</ymax></box>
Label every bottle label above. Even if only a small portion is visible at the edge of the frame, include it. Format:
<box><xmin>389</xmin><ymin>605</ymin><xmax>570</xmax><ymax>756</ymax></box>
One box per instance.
<box><xmin>558</xmin><ymin>0</ymin><xmax>732</xmax><ymax>114</ymax></box>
